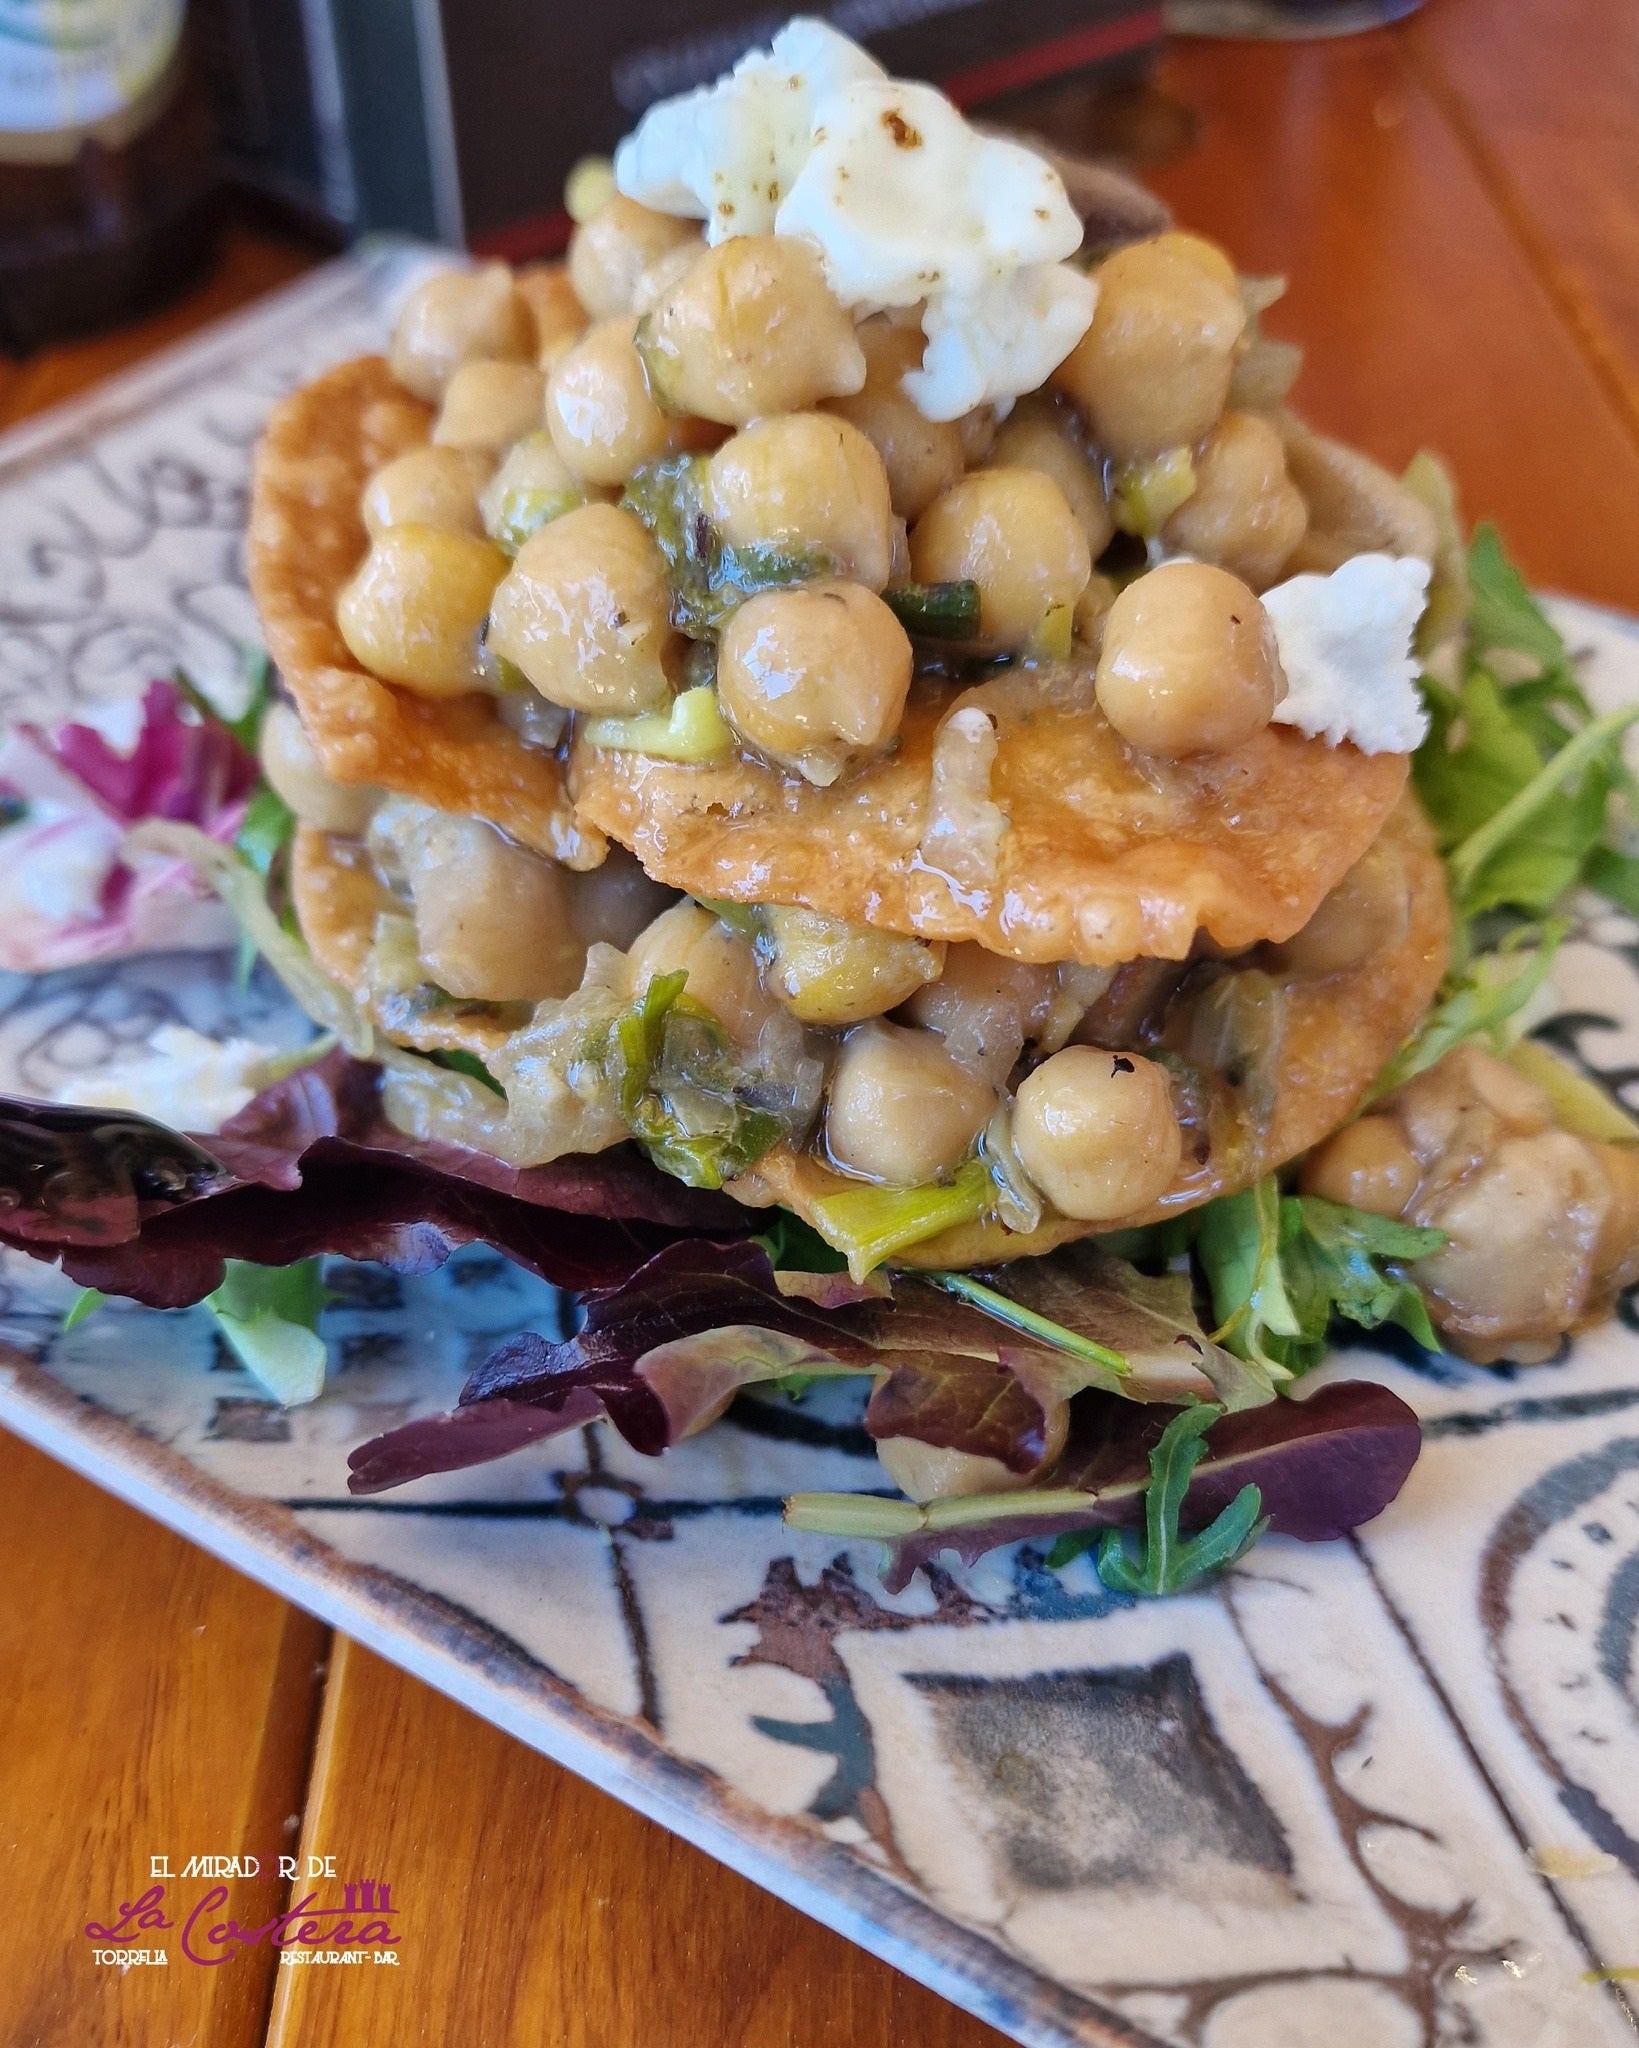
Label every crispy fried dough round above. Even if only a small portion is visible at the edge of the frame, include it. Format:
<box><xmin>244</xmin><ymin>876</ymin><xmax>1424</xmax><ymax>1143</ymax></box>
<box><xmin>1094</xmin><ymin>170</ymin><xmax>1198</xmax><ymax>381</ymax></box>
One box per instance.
<box><xmin>249</xmin><ymin>356</ymin><xmax>602</xmax><ymax>869</ymax></box>
<box><xmin>291</xmin><ymin>825</ymin><xmax>520</xmax><ymax>1058</ymax></box>
<box><xmin>572</xmin><ymin>664</ymin><xmax>1410</xmax><ymax>966</ymax></box>
<box><xmin>734</xmin><ymin>792</ymin><xmax>1450</xmax><ymax>1264</ymax></box>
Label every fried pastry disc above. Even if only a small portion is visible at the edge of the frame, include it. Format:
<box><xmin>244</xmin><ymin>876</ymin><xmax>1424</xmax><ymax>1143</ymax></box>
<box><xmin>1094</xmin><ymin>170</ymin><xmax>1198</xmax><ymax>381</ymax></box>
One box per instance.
<box><xmin>572</xmin><ymin>664</ymin><xmax>1410</xmax><ymax>966</ymax></box>
<box><xmin>733</xmin><ymin>792</ymin><xmax>1450</xmax><ymax>1264</ymax></box>
<box><xmin>248</xmin><ymin>356</ymin><xmax>602</xmax><ymax>869</ymax></box>
<box><xmin>291</xmin><ymin>824</ymin><xmax>521</xmax><ymax>1058</ymax></box>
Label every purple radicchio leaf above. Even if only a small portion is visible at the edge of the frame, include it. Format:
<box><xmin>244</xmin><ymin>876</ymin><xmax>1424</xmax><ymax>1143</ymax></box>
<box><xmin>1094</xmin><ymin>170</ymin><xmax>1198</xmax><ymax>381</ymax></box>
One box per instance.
<box><xmin>0</xmin><ymin>1049</ymin><xmax>747</xmax><ymax>1309</ymax></box>
<box><xmin>864</xmin><ymin>1380</ymin><xmax>1422</xmax><ymax>1593</ymax></box>
<box><xmin>48</xmin><ymin>679</ymin><xmax>258</xmax><ymax>826</ymax></box>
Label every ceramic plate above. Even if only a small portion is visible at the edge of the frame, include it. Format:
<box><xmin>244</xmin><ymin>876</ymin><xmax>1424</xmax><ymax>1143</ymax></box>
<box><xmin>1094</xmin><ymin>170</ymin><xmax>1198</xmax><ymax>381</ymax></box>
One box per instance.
<box><xmin>1</xmin><ymin>246</ymin><xmax>1637</xmax><ymax>2048</ymax></box>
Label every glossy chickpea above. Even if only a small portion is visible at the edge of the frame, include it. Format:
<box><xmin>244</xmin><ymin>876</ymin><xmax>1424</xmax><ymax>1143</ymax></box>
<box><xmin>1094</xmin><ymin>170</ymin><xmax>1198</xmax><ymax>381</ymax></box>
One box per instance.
<box><xmin>257</xmin><ymin>701</ymin><xmax>380</xmax><ymax>836</ymax></box>
<box><xmin>432</xmin><ymin>360</ymin><xmax>545</xmax><ymax>455</ymax></box>
<box><xmin>568</xmin><ymin>847</ymin><xmax>676</xmax><ymax>952</ymax></box>
<box><xmin>1301</xmin><ymin>1115</ymin><xmax>1423</xmax><ymax>1217</ymax></box>
<box><xmin>825</xmin><ymin>1020</ymin><xmax>995</xmax><ymax>1185</ymax></box>
<box><xmin>901</xmin><ymin>943</ymin><xmax>1058</xmax><ymax>1090</ymax></box>
<box><xmin>488</xmin><ymin>502</ymin><xmax>679</xmax><ymax>715</ymax></box>
<box><xmin>336</xmin><ymin>526</ymin><xmax>508</xmax><ymax>696</ymax></box>
<box><xmin>877</xmin><ymin>1399</ymin><xmax>1071</xmax><ymax>1503</ymax></box>
<box><xmin>568</xmin><ymin>194</ymin><xmax>700</xmax><ymax>320</ymax></box>
<box><xmin>362</xmin><ymin>445</ymin><xmax>492</xmax><ymax>540</ymax></box>
<box><xmin>406</xmin><ymin>814</ymin><xmax>583</xmax><ymax>1003</ymax></box>
<box><xmin>821</xmin><ymin>317</ymin><xmax>965</xmax><ymax>522</ymax></box>
<box><xmin>910</xmin><ymin>467</ymin><xmax>1092</xmax><ymax>652</ymax></box>
<box><xmin>640</xmin><ymin>236</ymin><xmax>865</xmax><ymax>426</ymax></box>
<box><xmin>389</xmin><ymin>263</ymin><xmax>533</xmax><ymax>403</ymax></box>
<box><xmin>1269</xmin><ymin>839</ymin><xmax>1410</xmax><ymax>980</ymax></box>
<box><xmin>706</xmin><ymin>414</ymin><xmax>895</xmax><ymax>591</ymax></box>
<box><xmin>987</xmin><ymin>396</ymin><xmax>1115</xmax><ymax>560</ymax></box>
<box><xmin>763</xmin><ymin>906</ymin><xmax>944</xmax><ymax>1026</ymax></box>
<box><xmin>1012</xmin><ymin>1045</ymin><xmax>1182</xmax><ymax>1222</ymax></box>
<box><xmin>716</xmin><ymin>578</ymin><xmax>912</xmax><ymax>785</ymax></box>
<box><xmin>546</xmin><ymin>317</ymin><xmax>693</xmax><ymax>489</ymax></box>
<box><xmin>626</xmin><ymin>901</ymin><xmax>780</xmax><ymax>1049</ymax></box>
<box><xmin>1053</xmin><ymin>232</ymin><xmax>1246</xmax><ymax>461</ymax></box>
<box><xmin>514</xmin><ymin>262</ymin><xmax>587</xmax><ymax>366</ymax></box>
<box><xmin>1162</xmin><ymin>410</ymin><xmax>1309</xmax><ymax>589</ymax></box>
<box><xmin>1095</xmin><ymin>561</ymin><xmax>1284</xmax><ymax>756</ymax></box>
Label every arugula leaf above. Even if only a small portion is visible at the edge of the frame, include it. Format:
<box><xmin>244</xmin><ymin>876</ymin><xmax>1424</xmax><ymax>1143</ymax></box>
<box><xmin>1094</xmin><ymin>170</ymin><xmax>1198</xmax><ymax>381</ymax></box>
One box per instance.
<box><xmin>205</xmin><ymin>1257</ymin><xmax>330</xmax><ymax>1407</ymax></box>
<box><xmin>599</xmin><ymin>969</ymin><xmax>782</xmax><ymax>1190</ymax></box>
<box><xmin>61</xmin><ymin>1286</ymin><xmax>105</xmax><ymax>1333</ymax></box>
<box><xmin>234</xmin><ymin>785</ymin><xmax>296</xmax><ymax>880</ymax></box>
<box><xmin>1466</xmin><ymin>524</ymin><xmax>1574</xmax><ymax>677</ymax></box>
<box><xmin>1374</xmin><ymin>923</ymin><xmax>1564</xmax><ymax>1097</ymax></box>
<box><xmin>174</xmin><ymin>645</ymin><xmax>274</xmax><ymax>755</ymax></box>
<box><xmin>923</xmin><ymin>1269</ymin><xmax>1129</xmax><ymax>1380</ymax></box>
<box><xmin>1199</xmin><ymin>1180</ymin><xmax>1443</xmax><ymax>1377</ymax></box>
<box><xmin>1198</xmin><ymin>1179</ymin><xmax>1299</xmax><ymax>1379</ymax></box>
<box><xmin>1084</xmin><ymin>1405</ymin><xmax>1269</xmax><ymax>1597</ymax></box>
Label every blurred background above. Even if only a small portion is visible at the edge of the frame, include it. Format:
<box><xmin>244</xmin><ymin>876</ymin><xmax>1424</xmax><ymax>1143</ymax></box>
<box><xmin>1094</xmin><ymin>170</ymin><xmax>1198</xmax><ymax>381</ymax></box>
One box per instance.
<box><xmin>0</xmin><ymin>0</ymin><xmax>1420</xmax><ymax>351</ymax></box>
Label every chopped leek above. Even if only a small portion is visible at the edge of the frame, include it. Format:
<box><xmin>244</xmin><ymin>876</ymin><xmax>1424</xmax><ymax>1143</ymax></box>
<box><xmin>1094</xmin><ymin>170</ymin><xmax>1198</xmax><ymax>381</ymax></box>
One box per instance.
<box><xmin>582</xmin><ymin>687</ymin><xmax>735</xmax><ymax>762</ymax></box>
<box><xmin>1111</xmin><ymin>447</ymin><xmax>1195</xmax><ymax>538</ymax></box>
<box><xmin>1505</xmin><ymin>1039</ymin><xmax>1639</xmax><ymax>1144</ymax></box>
<box><xmin>882</xmin><ymin>579</ymin><xmax>981</xmax><ymax>640</ymax></box>
<box><xmin>812</xmin><ymin>1157</ymin><xmax>993</xmax><ymax>1281</ymax></box>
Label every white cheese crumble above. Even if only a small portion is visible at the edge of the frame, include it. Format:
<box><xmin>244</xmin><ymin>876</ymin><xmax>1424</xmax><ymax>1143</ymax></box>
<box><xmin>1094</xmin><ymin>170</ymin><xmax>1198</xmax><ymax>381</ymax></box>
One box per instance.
<box><xmin>0</xmin><ymin>800</ymin><xmax>119</xmax><ymax>924</ymax></box>
<box><xmin>613</xmin><ymin>19</ymin><xmax>1096</xmax><ymax>421</ymax></box>
<box><xmin>56</xmin><ymin>1024</ymin><xmax>283</xmax><ymax>1134</ymax></box>
<box><xmin>1264</xmin><ymin>552</ymin><xmax>1432</xmax><ymax>755</ymax></box>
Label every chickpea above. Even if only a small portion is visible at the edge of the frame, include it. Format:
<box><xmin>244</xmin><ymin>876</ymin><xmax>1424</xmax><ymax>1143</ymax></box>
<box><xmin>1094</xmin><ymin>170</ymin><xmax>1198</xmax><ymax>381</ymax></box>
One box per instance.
<box><xmin>389</xmin><ymin>262</ymin><xmax>534</xmax><ymax>403</ymax></box>
<box><xmin>546</xmin><ymin>317</ymin><xmax>693</xmax><ymax>488</ymax></box>
<box><xmin>1302</xmin><ymin>1115</ymin><xmax>1423</xmax><ymax>1216</ymax></box>
<box><xmin>877</xmin><ymin>1399</ymin><xmax>1070</xmax><ymax>1502</ymax></box>
<box><xmin>909</xmin><ymin>467</ymin><xmax>1092</xmax><ymax>652</ymax></box>
<box><xmin>1095</xmin><ymin>561</ymin><xmax>1285</xmax><ymax>756</ymax></box>
<box><xmin>821</xmin><ymin>317</ymin><xmax>965</xmax><ymax>522</ymax></box>
<box><xmin>640</xmin><ymin>236</ymin><xmax>865</xmax><ymax>426</ymax></box>
<box><xmin>487</xmin><ymin>502</ymin><xmax>679</xmax><ymax>715</ymax></box>
<box><xmin>716</xmin><ymin>578</ymin><xmax>912</xmax><ymax>786</ymax></box>
<box><xmin>479</xmin><ymin>431</ymin><xmax>586</xmax><ymax>554</ymax></box>
<box><xmin>902</xmin><ymin>943</ymin><xmax>1057</xmax><ymax>1090</ymax></box>
<box><xmin>1053</xmin><ymin>232</ymin><xmax>1246</xmax><ymax>461</ymax></box>
<box><xmin>1012</xmin><ymin>1045</ymin><xmax>1182</xmax><ymax>1222</ymax></box>
<box><xmin>257</xmin><ymin>700</ymin><xmax>380</xmax><ymax>835</ymax></box>
<box><xmin>631</xmin><ymin>239</ymin><xmax>703</xmax><ymax>317</ymax></box>
<box><xmin>568</xmin><ymin>847</ymin><xmax>676</xmax><ymax>952</ymax></box>
<box><xmin>1269</xmin><ymin>839</ymin><xmax>1409</xmax><ymax>979</ymax></box>
<box><xmin>627</xmin><ymin>900</ymin><xmax>779</xmax><ymax>1049</ymax></box>
<box><xmin>706</xmin><ymin>414</ymin><xmax>895</xmax><ymax>591</ymax></box>
<box><xmin>514</xmin><ymin>262</ymin><xmax>587</xmax><ymax>365</ymax></box>
<box><xmin>433</xmin><ymin>360</ymin><xmax>546</xmax><ymax>455</ymax></box>
<box><xmin>568</xmin><ymin>194</ymin><xmax>700</xmax><ymax>321</ymax></box>
<box><xmin>406</xmin><ymin>813</ymin><xmax>583</xmax><ymax>1002</ymax></box>
<box><xmin>987</xmin><ymin>396</ymin><xmax>1115</xmax><ymax>559</ymax></box>
<box><xmin>362</xmin><ymin>445</ymin><xmax>492</xmax><ymax>540</ymax></box>
<box><xmin>1162</xmin><ymin>411</ymin><xmax>1309</xmax><ymax>589</ymax></box>
<box><xmin>763</xmin><ymin>906</ymin><xmax>944</xmax><ymax>1025</ymax></box>
<box><xmin>1593</xmin><ymin>1141</ymin><xmax>1639</xmax><ymax>1292</ymax></box>
<box><xmin>336</xmin><ymin>525</ymin><xmax>508</xmax><ymax>696</ymax></box>
<box><xmin>1074</xmin><ymin>571</ymin><xmax>1118</xmax><ymax>652</ymax></box>
<box><xmin>825</xmin><ymin>1020</ymin><xmax>995</xmax><ymax>1185</ymax></box>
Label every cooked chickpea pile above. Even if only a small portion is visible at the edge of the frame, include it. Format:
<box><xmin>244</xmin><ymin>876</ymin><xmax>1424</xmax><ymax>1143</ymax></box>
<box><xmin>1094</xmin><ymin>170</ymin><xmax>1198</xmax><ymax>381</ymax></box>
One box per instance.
<box><xmin>298</xmin><ymin>201</ymin><xmax>1406</xmax><ymax>1240</ymax></box>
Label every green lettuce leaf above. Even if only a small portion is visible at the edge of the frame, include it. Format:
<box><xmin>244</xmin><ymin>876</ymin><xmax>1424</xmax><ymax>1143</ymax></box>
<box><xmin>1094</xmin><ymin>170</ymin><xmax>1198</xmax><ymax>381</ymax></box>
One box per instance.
<box><xmin>206</xmin><ymin>1258</ymin><xmax>331</xmax><ymax>1407</ymax></box>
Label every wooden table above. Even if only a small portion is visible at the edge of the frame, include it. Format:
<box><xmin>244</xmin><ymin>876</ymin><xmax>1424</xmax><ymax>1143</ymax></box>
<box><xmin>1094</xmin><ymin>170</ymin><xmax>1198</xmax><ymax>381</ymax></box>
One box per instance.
<box><xmin>4</xmin><ymin>4</ymin><xmax>1639</xmax><ymax>2041</ymax></box>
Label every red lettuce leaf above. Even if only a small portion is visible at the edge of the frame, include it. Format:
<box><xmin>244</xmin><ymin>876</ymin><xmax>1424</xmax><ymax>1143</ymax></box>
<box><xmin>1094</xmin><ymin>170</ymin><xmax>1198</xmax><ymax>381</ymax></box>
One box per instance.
<box><xmin>872</xmin><ymin>1380</ymin><xmax>1421</xmax><ymax>1591</ymax></box>
<box><xmin>47</xmin><ymin>679</ymin><xmax>258</xmax><ymax>825</ymax></box>
<box><xmin>0</xmin><ymin>1049</ymin><xmax>746</xmax><ymax>1307</ymax></box>
<box><xmin>350</xmin><ymin>1239</ymin><xmax>1234</xmax><ymax>1492</ymax></box>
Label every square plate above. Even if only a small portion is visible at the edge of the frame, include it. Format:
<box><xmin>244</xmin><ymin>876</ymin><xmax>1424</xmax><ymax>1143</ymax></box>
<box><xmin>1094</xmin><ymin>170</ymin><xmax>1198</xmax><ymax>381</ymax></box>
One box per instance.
<box><xmin>2</xmin><ymin>246</ymin><xmax>1638</xmax><ymax>2048</ymax></box>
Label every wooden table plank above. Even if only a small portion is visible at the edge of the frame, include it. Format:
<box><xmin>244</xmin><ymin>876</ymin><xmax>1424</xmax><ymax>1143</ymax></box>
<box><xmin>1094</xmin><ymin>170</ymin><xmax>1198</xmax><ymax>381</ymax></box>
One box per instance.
<box><xmin>0</xmin><ymin>1432</ymin><xmax>328</xmax><ymax>2048</ymax></box>
<box><xmin>1148</xmin><ymin>30</ymin><xmax>1639</xmax><ymax>611</ymax></box>
<box><xmin>265</xmin><ymin>1638</ymin><xmax>1006</xmax><ymax>2048</ymax></box>
<box><xmin>1404</xmin><ymin>0</ymin><xmax>1639</xmax><ymax>455</ymax></box>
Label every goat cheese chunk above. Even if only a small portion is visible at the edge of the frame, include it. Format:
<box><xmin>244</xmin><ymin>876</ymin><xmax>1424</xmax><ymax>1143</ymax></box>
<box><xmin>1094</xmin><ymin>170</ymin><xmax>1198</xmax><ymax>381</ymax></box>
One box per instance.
<box><xmin>613</xmin><ymin>21</ymin><xmax>1096</xmax><ymax>421</ymax></box>
<box><xmin>1264</xmin><ymin>552</ymin><xmax>1432</xmax><ymax>755</ymax></box>
<box><xmin>615</xmin><ymin>18</ymin><xmax>883</xmax><ymax>240</ymax></box>
<box><xmin>56</xmin><ymin>1023</ymin><xmax>283</xmax><ymax>1134</ymax></box>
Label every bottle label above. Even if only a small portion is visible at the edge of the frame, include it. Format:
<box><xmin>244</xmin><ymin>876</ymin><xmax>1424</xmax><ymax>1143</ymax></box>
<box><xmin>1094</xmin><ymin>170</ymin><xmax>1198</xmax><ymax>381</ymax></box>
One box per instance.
<box><xmin>0</xmin><ymin>0</ymin><xmax>183</xmax><ymax>137</ymax></box>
